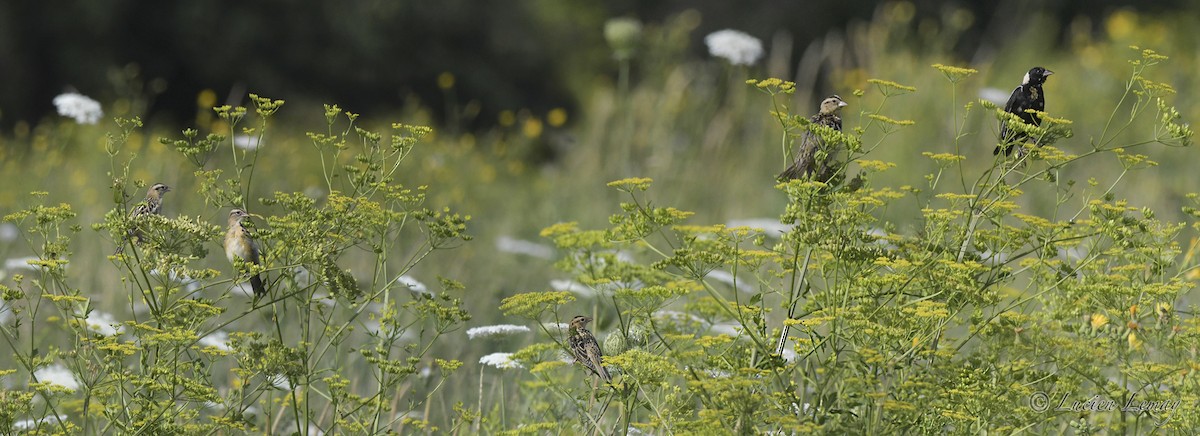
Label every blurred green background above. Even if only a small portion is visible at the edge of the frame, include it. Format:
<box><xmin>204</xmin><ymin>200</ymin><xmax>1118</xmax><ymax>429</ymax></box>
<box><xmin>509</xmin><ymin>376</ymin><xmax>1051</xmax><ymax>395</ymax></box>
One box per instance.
<box><xmin>2</xmin><ymin>0</ymin><xmax>1199</xmax><ymax>421</ymax></box>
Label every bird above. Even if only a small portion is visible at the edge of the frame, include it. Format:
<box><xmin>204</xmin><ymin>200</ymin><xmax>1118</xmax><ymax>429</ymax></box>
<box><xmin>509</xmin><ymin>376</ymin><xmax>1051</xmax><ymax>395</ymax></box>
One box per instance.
<box><xmin>224</xmin><ymin>209</ymin><xmax>266</xmax><ymax>297</ymax></box>
<box><xmin>996</xmin><ymin>66</ymin><xmax>1054</xmax><ymax>156</ymax></box>
<box><xmin>115</xmin><ymin>183</ymin><xmax>170</xmax><ymax>254</ymax></box>
<box><xmin>778</xmin><ymin>95</ymin><xmax>848</xmax><ymax>181</ymax></box>
<box><xmin>568</xmin><ymin>315</ymin><xmax>611</xmax><ymax>381</ymax></box>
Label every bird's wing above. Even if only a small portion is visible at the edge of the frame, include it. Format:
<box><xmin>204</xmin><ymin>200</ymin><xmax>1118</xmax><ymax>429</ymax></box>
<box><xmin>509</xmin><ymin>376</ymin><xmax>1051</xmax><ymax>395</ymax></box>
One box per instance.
<box><xmin>129</xmin><ymin>202</ymin><xmax>149</xmax><ymax>217</ymax></box>
<box><xmin>245</xmin><ymin>230</ymin><xmax>262</xmax><ymax>264</ymax></box>
<box><xmin>1002</xmin><ymin>85</ymin><xmax>1022</xmax><ymax>113</ymax></box>
<box><xmin>999</xmin><ymin>85</ymin><xmax>1024</xmax><ymax>140</ymax></box>
<box><xmin>237</xmin><ymin>221</ymin><xmax>263</xmax><ymax>264</ymax></box>
<box><xmin>793</xmin><ymin>131</ymin><xmax>819</xmax><ymax>173</ymax></box>
<box><xmin>798</xmin><ymin>113</ymin><xmax>829</xmax><ymax>154</ymax></box>
<box><xmin>585</xmin><ymin>343</ymin><xmax>610</xmax><ymax>379</ymax></box>
<box><xmin>247</xmin><ymin>240</ymin><xmax>262</xmax><ymax>264</ymax></box>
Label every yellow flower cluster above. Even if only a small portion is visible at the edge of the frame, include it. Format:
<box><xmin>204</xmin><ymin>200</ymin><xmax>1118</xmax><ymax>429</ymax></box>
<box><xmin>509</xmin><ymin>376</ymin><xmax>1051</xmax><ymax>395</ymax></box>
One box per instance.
<box><xmin>930</xmin><ymin>63</ymin><xmax>979</xmax><ymax>83</ymax></box>
<box><xmin>867</xmin><ymin>78</ymin><xmax>917</xmax><ymax>95</ymax></box>
<box><xmin>606</xmin><ymin>177</ymin><xmax>654</xmax><ymax>192</ymax></box>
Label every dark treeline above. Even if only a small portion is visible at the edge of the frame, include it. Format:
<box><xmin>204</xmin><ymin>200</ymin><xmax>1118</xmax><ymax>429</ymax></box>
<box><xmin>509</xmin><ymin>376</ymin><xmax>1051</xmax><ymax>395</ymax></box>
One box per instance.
<box><xmin>0</xmin><ymin>0</ymin><xmax>1184</xmax><ymax>131</ymax></box>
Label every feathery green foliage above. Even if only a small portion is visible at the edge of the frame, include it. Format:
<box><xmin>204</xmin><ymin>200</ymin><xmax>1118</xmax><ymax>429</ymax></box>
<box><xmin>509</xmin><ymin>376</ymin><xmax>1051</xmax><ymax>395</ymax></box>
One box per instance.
<box><xmin>3</xmin><ymin>8</ymin><xmax>1200</xmax><ymax>435</ymax></box>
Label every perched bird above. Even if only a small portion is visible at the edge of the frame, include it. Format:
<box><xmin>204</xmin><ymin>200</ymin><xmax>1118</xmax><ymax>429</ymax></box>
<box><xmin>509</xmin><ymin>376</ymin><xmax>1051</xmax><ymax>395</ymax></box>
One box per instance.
<box><xmin>996</xmin><ymin>66</ymin><xmax>1054</xmax><ymax>156</ymax></box>
<box><xmin>116</xmin><ymin>183</ymin><xmax>171</xmax><ymax>254</ymax></box>
<box><xmin>568</xmin><ymin>315</ymin><xmax>611</xmax><ymax>381</ymax></box>
<box><xmin>224</xmin><ymin>209</ymin><xmax>266</xmax><ymax>297</ymax></box>
<box><xmin>778</xmin><ymin>95</ymin><xmax>848</xmax><ymax>181</ymax></box>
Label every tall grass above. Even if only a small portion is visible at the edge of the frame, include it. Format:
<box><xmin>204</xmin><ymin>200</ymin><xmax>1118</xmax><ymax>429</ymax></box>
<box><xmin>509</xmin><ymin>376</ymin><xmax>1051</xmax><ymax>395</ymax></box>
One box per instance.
<box><xmin>1</xmin><ymin>5</ymin><xmax>1199</xmax><ymax>434</ymax></box>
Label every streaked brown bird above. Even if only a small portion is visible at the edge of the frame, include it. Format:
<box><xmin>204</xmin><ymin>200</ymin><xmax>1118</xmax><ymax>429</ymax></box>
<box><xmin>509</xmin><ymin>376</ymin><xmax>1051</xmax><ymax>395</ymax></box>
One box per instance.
<box><xmin>224</xmin><ymin>209</ymin><xmax>266</xmax><ymax>297</ymax></box>
<box><xmin>568</xmin><ymin>315</ymin><xmax>611</xmax><ymax>381</ymax></box>
<box><xmin>116</xmin><ymin>183</ymin><xmax>170</xmax><ymax>254</ymax></box>
<box><xmin>778</xmin><ymin>95</ymin><xmax>848</xmax><ymax>181</ymax></box>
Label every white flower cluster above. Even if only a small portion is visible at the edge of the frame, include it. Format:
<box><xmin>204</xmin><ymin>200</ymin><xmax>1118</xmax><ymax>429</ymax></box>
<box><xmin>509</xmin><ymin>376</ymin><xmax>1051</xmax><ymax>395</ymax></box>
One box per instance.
<box><xmin>34</xmin><ymin>363</ymin><xmax>80</xmax><ymax>391</ymax></box>
<box><xmin>479</xmin><ymin>352</ymin><xmax>522</xmax><ymax>369</ymax></box>
<box><xmin>495</xmin><ymin>236</ymin><xmax>554</xmax><ymax>259</ymax></box>
<box><xmin>705</xmin><ymin>29</ymin><xmax>763</xmax><ymax>66</ymax></box>
<box><xmin>466</xmin><ymin>324</ymin><xmax>531</xmax><ymax>339</ymax></box>
<box><xmin>233</xmin><ymin>135</ymin><xmax>261</xmax><ymax>151</ymax></box>
<box><xmin>398</xmin><ymin>274</ymin><xmax>431</xmax><ymax>296</ymax></box>
<box><xmin>83</xmin><ymin>311</ymin><xmax>124</xmax><ymax>336</ymax></box>
<box><xmin>199</xmin><ymin>330</ymin><xmax>233</xmax><ymax>352</ymax></box>
<box><xmin>53</xmin><ymin>92</ymin><xmax>103</xmax><ymax>124</ymax></box>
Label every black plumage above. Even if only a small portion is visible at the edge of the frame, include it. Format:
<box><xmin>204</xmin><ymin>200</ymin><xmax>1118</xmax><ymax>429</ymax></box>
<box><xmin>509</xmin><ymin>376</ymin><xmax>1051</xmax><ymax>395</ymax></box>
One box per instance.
<box><xmin>778</xmin><ymin>95</ymin><xmax>847</xmax><ymax>181</ymax></box>
<box><xmin>996</xmin><ymin>66</ymin><xmax>1053</xmax><ymax>156</ymax></box>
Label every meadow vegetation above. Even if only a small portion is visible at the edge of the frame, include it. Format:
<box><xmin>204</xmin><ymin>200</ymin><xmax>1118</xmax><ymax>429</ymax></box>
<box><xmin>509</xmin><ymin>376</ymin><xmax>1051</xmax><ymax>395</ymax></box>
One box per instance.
<box><xmin>2</xmin><ymin>4</ymin><xmax>1200</xmax><ymax>434</ymax></box>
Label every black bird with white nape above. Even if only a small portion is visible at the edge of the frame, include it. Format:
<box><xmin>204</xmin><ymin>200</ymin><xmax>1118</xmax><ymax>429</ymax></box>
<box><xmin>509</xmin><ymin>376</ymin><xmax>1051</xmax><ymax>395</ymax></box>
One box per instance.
<box><xmin>996</xmin><ymin>66</ymin><xmax>1054</xmax><ymax>157</ymax></box>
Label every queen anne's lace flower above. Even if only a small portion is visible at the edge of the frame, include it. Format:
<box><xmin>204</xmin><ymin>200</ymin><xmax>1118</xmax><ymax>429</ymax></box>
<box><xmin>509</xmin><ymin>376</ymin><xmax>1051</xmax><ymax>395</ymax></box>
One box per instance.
<box><xmin>34</xmin><ymin>363</ymin><xmax>80</xmax><ymax>391</ymax></box>
<box><xmin>705</xmin><ymin>29</ymin><xmax>763</xmax><ymax>66</ymax></box>
<box><xmin>479</xmin><ymin>352</ymin><xmax>522</xmax><ymax>369</ymax></box>
<box><xmin>84</xmin><ymin>311</ymin><xmax>124</xmax><ymax>336</ymax></box>
<box><xmin>233</xmin><ymin>135</ymin><xmax>261</xmax><ymax>150</ymax></box>
<box><xmin>495</xmin><ymin>236</ymin><xmax>554</xmax><ymax>259</ymax></box>
<box><xmin>467</xmin><ymin>324</ymin><xmax>531</xmax><ymax>339</ymax></box>
<box><xmin>199</xmin><ymin>331</ymin><xmax>233</xmax><ymax>352</ymax></box>
<box><xmin>398</xmin><ymin>274</ymin><xmax>432</xmax><ymax>299</ymax></box>
<box><xmin>13</xmin><ymin>415</ymin><xmax>67</xmax><ymax>431</ymax></box>
<box><xmin>53</xmin><ymin>92</ymin><xmax>103</xmax><ymax>124</ymax></box>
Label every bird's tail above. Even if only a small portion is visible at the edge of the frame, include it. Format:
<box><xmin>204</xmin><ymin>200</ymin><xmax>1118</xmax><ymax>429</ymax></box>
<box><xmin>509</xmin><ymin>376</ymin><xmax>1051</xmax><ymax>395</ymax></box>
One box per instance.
<box><xmin>597</xmin><ymin>365</ymin><xmax>612</xmax><ymax>381</ymax></box>
<box><xmin>251</xmin><ymin>274</ymin><xmax>266</xmax><ymax>296</ymax></box>
<box><xmin>778</xmin><ymin>162</ymin><xmax>803</xmax><ymax>181</ymax></box>
<box><xmin>114</xmin><ymin>229</ymin><xmax>140</xmax><ymax>255</ymax></box>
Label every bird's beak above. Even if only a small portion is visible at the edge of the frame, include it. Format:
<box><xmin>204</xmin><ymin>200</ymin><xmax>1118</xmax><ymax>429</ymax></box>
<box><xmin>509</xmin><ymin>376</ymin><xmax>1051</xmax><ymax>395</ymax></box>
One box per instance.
<box><xmin>1043</xmin><ymin>70</ymin><xmax>1054</xmax><ymax>77</ymax></box>
<box><xmin>838</xmin><ymin>101</ymin><xmax>848</xmax><ymax>108</ymax></box>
